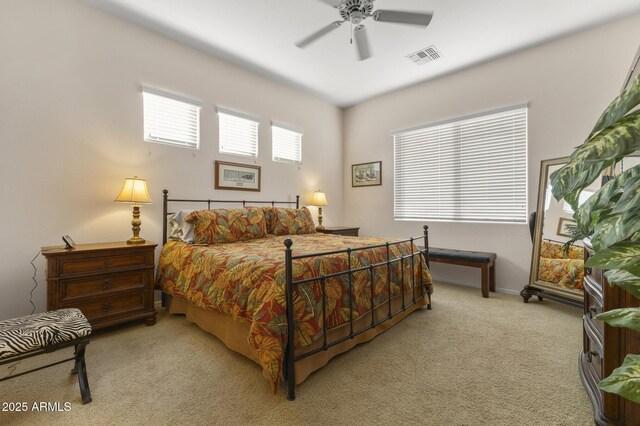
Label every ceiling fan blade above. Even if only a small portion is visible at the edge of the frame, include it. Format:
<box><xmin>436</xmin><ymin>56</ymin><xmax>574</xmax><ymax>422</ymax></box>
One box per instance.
<box><xmin>295</xmin><ymin>21</ymin><xmax>343</xmax><ymax>48</ymax></box>
<box><xmin>353</xmin><ymin>25</ymin><xmax>371</xmax><ymax>61</ymax></box>
<box><xmin>373</xmin><ymin>10</ymin><xmax>433</xmax><ymax>27</ymax></box>
<box><xmin>316</xmin><ymin>0</ymin><xmax>341</xmax><ymax>7</ymax></box>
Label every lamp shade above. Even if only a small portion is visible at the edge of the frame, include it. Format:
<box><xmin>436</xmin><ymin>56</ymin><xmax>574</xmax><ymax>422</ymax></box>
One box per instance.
<box><xmin>311</xmin><ymin>190</ymin><xmax>328</xmax><ymax>206</ymax></box>
<box><xmin>114</xmin><ymin>176</ymin><xmax>152</xmax><ymax>204</ymax></box>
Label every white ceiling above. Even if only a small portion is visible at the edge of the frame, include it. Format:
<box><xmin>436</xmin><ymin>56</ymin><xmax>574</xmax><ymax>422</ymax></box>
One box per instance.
<box><xmin>84</xmin><ymin>0</ymin><xmax>640</xmax><ymax>107</ymax></box>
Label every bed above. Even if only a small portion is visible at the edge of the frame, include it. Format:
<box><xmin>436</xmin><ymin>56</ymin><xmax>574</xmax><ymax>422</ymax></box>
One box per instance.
<box><xmin>156</xmin><ymin>190</ymin><xmax>433</xmax><ymax>400</ymax></box>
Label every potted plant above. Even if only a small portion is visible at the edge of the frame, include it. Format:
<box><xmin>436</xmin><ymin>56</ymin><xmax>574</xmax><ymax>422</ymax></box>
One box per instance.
<box><xmin>550</xmin><ymin>71</ymin><xmax>640</xmax><ymax>403</ymax></box>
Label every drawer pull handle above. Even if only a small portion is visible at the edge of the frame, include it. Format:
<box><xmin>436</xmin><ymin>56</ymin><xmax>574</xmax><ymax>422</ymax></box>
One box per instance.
<box><xmin>102</xmin><ymin>302</ymin><xmax>112</xmax><ymax>312</ymax></box>
<box><xmin>587</xmin><ymin>350</ymin><xmax>599</xmax><ymax>363</ymax></box>
<box><xmin>103</xmin><ymin>279</ymin><xmax>110</xmax><ymax>289</ymax></box>
<box><xmin>589</xmin><ymin>306</ymin><xmax>598</xmax><ymax>319</ymax></box>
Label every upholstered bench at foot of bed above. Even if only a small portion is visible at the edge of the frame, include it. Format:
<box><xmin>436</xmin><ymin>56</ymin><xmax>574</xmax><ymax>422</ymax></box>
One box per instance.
<box><xmin>426</xmin><ymin>247</ymin><xmax>497</xmax><ymax>298</ymax></box>
<box><xmin>0</xmin><ymin>308</ymin><xmax>92</xmax><ymax>404</ymax></box>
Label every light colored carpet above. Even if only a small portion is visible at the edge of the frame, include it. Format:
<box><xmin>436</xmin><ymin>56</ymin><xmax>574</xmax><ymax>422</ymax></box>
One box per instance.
<box><xmin>1</xmin><ymin>282</ymin><xmax>592</xmax><ymax>425</ymax></box>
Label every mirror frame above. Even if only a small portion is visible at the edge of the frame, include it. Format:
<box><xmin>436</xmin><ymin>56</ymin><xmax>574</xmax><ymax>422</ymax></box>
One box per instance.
<box><xmin>525</xmin><ymin>156</ymin><xmax>583</xmax><ymax>305</ymax></box>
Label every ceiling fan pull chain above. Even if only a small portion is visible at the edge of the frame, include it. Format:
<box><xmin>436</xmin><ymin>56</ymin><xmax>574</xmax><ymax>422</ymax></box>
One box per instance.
<box><xmin>350</xmin><ymin>20</ymin><xmax>353</xmax><ymax>44</ymax></box>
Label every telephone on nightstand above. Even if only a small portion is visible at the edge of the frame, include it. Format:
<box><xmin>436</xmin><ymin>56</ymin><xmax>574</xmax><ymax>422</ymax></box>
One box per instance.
<box><xmin>62</xmin><ymin>235</ymin><xmax>76</xmax><ymax>250</ymax></box>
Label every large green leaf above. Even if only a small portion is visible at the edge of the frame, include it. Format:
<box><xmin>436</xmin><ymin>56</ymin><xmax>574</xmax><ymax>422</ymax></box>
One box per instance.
<box><xmin>575</xmin><ymin>165</ymin><xmax>640</xmax><ymax>231</ymax></box>
<box><xmin>591</xmin><ymin>73</ymin><xmax>640</xmax><ymax>137</ymax></box>
<box><xmin>585</xmin><ymin>241</ymin><xmax>640</xmax><ymax>276</ymax></box>
<box><xmin>551</xmin><ymin>112</ymin><xmax>640</xmax><ymax>205</ymax></box>
<box><xmin>590</xmin><ymin>209</ymin><xmax>640</xmax><ymax>252</ymax></box>
<box><xmin>550</xmin><ymin>159</ymin><xmax>614</xmax><ymax>209</ymax></box>
<box><xmin>611</xmin><ymin>173</ymin><xmax>640</xmax><ymax>214</ymax></box>
<box><xmin>571</xmin><ymin>110</ymin><xmax>640</xmax><ymax>162</ymax></box>
<box><xmin>596</xmin><ymin>308</ymin><xmax>640</xmax><ymax>332</ymax></box>
<box><xmin>605</xmin><ymin>269</ymin><xmax>640</xmax><ymax>299</ymax></box>
<box><xmin>598</xmin><ymin>354</ymin><xmax>640</xmax><ymax>404</ymax></box>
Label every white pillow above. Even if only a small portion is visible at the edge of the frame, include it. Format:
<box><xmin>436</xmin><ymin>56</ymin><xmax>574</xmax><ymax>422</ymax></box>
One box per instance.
<box><xmin>169</xmin><ymin>209</ymin><xmax>195</xmax><ymax>243</ymax></box>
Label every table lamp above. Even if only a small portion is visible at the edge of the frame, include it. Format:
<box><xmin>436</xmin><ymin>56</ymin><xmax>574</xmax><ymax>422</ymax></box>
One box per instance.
<box><xmin>311</xmin><ymin>190</ymin><xmax>328</xmax><ymax>230</ymax></box>
<box><xmin>114</xmin><ymin>176</ymin><xmax>152</xmax><ymax>244</ymax></box>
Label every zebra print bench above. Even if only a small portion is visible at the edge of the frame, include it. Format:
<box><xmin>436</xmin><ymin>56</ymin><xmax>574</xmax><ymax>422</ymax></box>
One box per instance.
<box><xmin>0</xmin><ymin>308</ymin><xmax>92</xmax><ymax>404</ymax></box>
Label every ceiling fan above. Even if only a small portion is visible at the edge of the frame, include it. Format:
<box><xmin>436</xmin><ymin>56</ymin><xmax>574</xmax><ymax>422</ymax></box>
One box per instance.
<box><xmin>295</xmin><ymin>0</ymin><xmax>433</xmax><ymax>61</ymax></box>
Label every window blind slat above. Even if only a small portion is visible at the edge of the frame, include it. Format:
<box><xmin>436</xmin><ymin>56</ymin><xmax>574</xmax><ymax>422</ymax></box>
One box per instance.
<box><xmin>394</xmin><ymin>106</ymin><xmax>528</xmax><ymax>223</ymax></box>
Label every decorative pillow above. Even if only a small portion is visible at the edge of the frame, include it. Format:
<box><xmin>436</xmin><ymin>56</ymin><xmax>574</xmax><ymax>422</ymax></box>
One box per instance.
<box><xmin>262</xmin><ymin>207</ymin><xmax>277</xmax><ymax>234</ymax></box>
<box><xmin>271</xmin><ymin>207</ymin><xmax>316</xmax><ymax>236</ymax></box>
<box><xmin>185</xmin><ymin>207</ymin><xmax>267</xmax><ymax>244</ymax></box>
<box><xmin>169</xmin><ymin>209</ymin><xmax>195</xmax><ymax>243</ymax></box>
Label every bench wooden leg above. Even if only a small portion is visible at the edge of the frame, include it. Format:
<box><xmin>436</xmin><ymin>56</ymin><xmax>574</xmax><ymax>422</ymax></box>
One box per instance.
<box><xmin>73</xmin><ymin>340</ymin><xmax>92</xmax><ymax>404</ymax></box>
<box><xmin>489</xmin><ymin>262</ymin><xmax>496</xmax><ymax>292</ymax></box>
<box><xmin>481</xmin><ymin>264</ymin><xmax>490</xmax><ymax>298</ymax></box>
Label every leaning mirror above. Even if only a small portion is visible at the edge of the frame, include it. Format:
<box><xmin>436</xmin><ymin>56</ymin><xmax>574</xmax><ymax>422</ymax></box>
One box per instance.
<box><xmin>522</xmin><ymin>157</ymin><xmax>588</xmax><ymax>306</ymax></box>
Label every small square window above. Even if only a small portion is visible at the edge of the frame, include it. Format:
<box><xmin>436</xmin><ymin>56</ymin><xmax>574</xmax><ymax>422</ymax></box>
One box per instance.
<box><xmin>272</xmin><ymin>123</ymin><xmax>302</xmax><ymax>164</ymax></box>
<box><xmin>143</xmin><ymin>87</ymin><xmax>200</xmax><ymax>149</ymax></box>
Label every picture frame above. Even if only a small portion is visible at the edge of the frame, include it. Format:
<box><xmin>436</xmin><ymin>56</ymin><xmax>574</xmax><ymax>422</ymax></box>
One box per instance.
<box><xmin>352</xmin><ymin>161</ymin><xmax>382</xmax><ymax>187</ymax></box>
<box><xmin>214</xmin><ymin>160</ymin><xmax>261</xmax><ymax>192</ymax></box>
<box><xmin>557</xmin><ymin>217</ymin><xmax>576</xmax><ymax>237</ymax></box>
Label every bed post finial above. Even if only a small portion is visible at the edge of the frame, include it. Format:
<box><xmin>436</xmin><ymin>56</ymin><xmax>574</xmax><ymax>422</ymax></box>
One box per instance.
<box><xmin>283</xmin><ymin>238</ymin><xmax>296</xmax><ymax>400</ymax></box>
<box><xmin>423</xmin><ymin>225</ymin><xmax>429</xmax><ymax>269</ymax></box>
<box><xmin>162</xmin><ymin>190</ymin><xmax>169</xmax><ymax>246</ymax></box>
<box><xmin>295</xmin><ymin>195</ymin><xmax>300</xmax><ymax>209</ymax></box>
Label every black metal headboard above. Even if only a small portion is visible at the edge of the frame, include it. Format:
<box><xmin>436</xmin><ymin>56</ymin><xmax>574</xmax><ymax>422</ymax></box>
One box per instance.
<box><xmin>162</xmin><ymin>189</ymin><xmax>300</xmax><ymax>244</ymax></box>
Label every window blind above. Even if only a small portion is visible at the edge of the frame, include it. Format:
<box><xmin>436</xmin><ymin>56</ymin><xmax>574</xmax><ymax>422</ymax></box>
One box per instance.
<box><xmin>217</xmin><ymin>107</ymin><xmax>259</xmax><ymax>157</ymax></box>
<box><xmin>143</xmin><ymin>88</ymin><xmax>201</xmax><ymax>148</ymax></box>
<box><xmin>393</xmin><ymin>106</ymin><xmax>528</xmax><ymax>223</ymax></box>
<box><xmin>272</xmin><ymin>122</ymin><xmax>302</xmax><ymax>164</ymax></box>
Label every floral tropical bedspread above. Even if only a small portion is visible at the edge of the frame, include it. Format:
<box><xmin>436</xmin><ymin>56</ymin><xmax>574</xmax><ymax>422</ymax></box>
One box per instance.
<box><xmin>156</xmin><ymin>233</ymin><xmax>432</xmax><ymax>390</ymax></box>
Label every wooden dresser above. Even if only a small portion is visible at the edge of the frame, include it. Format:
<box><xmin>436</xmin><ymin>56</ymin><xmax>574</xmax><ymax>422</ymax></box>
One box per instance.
<box><xmin>43</xmin><ymin>241</ymin><xmax>157</xmax><ymax>331</ymax></box>
<box><xmin>580</xmin><ymin>242</ymin><xmax>640</xmax><ymax>425</ymax></box>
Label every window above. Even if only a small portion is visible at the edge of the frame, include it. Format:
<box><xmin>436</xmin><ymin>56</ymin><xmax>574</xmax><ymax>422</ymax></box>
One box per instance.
<box><xmin>272</xmin><ymin>122</ymin><xmax>302</xmax><ymax>164</ymax></box>
<box><xmin>393</xmin><ymin>105</ymin><xmax>528</xmax><ymax>223</ymax></box>
<box><xmin>217</xmin><ymin>107</ymin><xmax>259</xmax><ymax>157</ymax></box>
<box><xmin>143</xmin><ymin>87</ymin><xmax>201</xmax><ymax>148</ymax></box>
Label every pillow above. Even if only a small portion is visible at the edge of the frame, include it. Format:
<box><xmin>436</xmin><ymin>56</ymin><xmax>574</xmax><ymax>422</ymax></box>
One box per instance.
<box><xmin>169</xmin><ymin>209</ymin><xmax>195</xmax><ymax>243</ymax></box>
<box><xmin>185</xmin><ymin>207</ymin><xmax>267</xmax><ymax>244</ymax></box>
<box><xmin>262</xmin><ymin>207</ymin><xmax>277</xmax><ymax>234</ymax></box>
<box><xmin>271</xmin><ymin>207</ymin><xmax>316</xmax><ymax>236</ymax></box>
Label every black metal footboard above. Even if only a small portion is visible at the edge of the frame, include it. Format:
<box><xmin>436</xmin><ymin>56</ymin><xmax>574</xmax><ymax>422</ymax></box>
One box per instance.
<box><xmin>283</xmin><ymin>225</ymin><xmax>430</xmax><ymax>400</ymax></box>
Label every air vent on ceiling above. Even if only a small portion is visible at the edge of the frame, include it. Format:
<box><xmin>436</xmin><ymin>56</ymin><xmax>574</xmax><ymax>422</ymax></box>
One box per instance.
<box><xmin>406</xmin><ymin>45</ymin><xmax>442</xmax><ymax>66</ymax></box>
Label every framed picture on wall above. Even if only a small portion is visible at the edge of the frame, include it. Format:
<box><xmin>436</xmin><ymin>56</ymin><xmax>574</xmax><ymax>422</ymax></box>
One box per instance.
<box><xmin>352</xmin><ymin>161</ymin><xmax>382</xmax><ymax>187</ymax></box>
<box><xmin>214</xmin><ymin>160</ymin><xmax>261</xmax><ymax>191</ymax></box>
<box><xmin>557</xmin><ymin>217</ymin><xmax>576</xmax><ymax>237</ymax></box>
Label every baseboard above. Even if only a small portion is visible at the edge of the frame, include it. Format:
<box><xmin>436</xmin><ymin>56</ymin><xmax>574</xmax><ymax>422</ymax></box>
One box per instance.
<box><xmin>433</xmin><ymin>280</ymin><xmax>520</xmax><ymax>297</ymax></box>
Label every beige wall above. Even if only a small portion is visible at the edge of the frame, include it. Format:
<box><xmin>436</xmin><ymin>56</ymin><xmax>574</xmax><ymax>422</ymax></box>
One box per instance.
<box><xmin>343</xmin><ymin>15</ymin><xmax>640</xmax><ymax>295</ymax></box>
<box><xmin>0</xmin><ymin>0</ymin><xmax>343</xmax><ymax>319</ymax></box>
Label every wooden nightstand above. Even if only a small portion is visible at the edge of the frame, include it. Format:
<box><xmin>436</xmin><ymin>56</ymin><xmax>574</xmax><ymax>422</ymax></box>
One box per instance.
<box><xmin>42</xmin><ymin>241</ymin><xmax>157</xmax><ymax>331</ymax></box>
<box><xmin>317</xmin><ymin>227</ymin><xmax>360</xmax><ymax>237</ymax></box>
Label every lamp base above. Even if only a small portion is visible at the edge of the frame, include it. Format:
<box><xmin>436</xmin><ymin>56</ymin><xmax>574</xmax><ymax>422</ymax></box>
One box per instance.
<box><xmin>127</xmin><ymin>237</ymin><xmax>146</xmax><ymax>245</ymax></box>
<box><xmin>316</xmin><ymin>225</ymin><xmax>325</xmax><ymax>231</ymax></box>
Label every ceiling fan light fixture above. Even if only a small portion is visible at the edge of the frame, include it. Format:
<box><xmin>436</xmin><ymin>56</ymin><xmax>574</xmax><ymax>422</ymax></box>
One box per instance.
<box><xmin>297</xmin><ymin>0</ymin><xmax>434</xmax><ymax>60</ymax></box>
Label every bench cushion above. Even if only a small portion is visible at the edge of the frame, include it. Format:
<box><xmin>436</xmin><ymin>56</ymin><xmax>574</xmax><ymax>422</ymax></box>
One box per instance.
<box><xmin>0</xmin><ymin>308</ymin><xmax>91</xmax><ymax>360</ymax></box>
<box><xmin>428</xmin><ymin>247</ymin><xmax>496</xmax><ymax>264</ymax></box>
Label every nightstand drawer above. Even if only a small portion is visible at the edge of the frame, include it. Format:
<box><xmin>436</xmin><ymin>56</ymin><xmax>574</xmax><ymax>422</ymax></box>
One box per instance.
<box><xmin>59</xmin><ymin>252</ymin><xmax>148</xmax><ymax>276</ymax></box>
<box><xmin>63</xmin><ymin>291</ymin><xmax>145</xmax><ymax>320</ymax></box>
<box><xmin>61</xmin><ymin>271</ymin><xmax>145</xmax><ymax>300</ymax></box>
